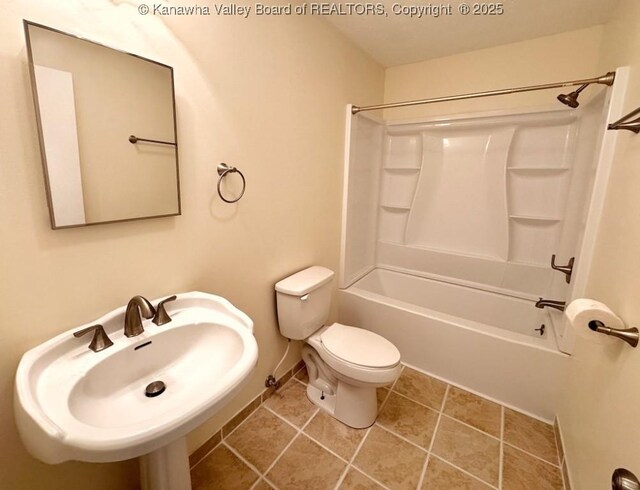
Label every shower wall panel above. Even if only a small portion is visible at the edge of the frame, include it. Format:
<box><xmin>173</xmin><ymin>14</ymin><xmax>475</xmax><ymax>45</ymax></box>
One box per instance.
<box><xmin>376</xmin><ymin>110</ymin><xmax>584</xmax><ymax>298</ymax></box>
<box><xmin>342</xmin><ymin>103</ymin><xmax>607</xmax><ymax>300</ymax></box>
<box><xmin>405</xmin><ymin>129</ymin><xmax>513</xmax><ymax>260</ymax></box>
<box><xmin>341</xmin><ymin>114</ymin><xmax>383</xmax><ymax>287</ymax></box>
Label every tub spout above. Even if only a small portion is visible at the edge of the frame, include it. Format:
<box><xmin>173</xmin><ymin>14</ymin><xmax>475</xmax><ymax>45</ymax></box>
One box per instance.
<box><xmin>535</xmin><ymin>298</ymin><xmax>566</xmax><ymax>312</ymax></box>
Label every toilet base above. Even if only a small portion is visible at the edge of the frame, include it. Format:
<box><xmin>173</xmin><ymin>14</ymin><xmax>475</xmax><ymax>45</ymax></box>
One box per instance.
<box><xmin>306</xmin><ymin>381</ymin><xmax>377</xmax><ymax>429</ymax></box>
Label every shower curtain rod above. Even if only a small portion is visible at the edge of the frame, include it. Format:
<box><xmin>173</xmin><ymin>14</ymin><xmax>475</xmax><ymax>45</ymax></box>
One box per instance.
<box><xmin>351</xmin><ymin>71</ymin><xmax>616</xmax><ymax>114</ymax></box>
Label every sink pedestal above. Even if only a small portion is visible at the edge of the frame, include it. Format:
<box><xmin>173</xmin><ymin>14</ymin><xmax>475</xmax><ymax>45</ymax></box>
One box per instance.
<box><xmin>140</xmin><ymin>437</ymin><xmax>191</xmax><ymax>490</ymax></box>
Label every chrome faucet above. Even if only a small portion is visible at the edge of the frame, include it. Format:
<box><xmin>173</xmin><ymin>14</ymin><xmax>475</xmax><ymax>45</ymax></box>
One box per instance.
<box><xmin>124</xmin><ymin>295</ymin><xmax>156</xmax><ymax>337</ymax></box>
<box><xmin>535</xmin><ymin>298</ymin><xmax>566</xmax><ymax>312</ymax></box>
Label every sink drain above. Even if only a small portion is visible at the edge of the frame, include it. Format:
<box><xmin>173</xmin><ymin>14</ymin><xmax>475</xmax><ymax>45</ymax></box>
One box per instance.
<box><xmin>145</xmin><ymin>381</ymin><xmax>166</xmax><ymax>398</ymax></box>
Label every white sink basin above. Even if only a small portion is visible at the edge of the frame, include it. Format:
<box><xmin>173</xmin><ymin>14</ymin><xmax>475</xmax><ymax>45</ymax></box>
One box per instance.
<box><xmin>14</xmin><ymin>291</ymin><xmax>258</xmax><ymax>479</ymax></box>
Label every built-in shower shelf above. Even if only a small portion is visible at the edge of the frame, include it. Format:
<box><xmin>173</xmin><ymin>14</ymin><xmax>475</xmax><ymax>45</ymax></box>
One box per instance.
<box><xmin>509</xmin><ymin>215</ymin><xmax>561</xmax><ymax>222</ymax></box>
<box><xmin>507</xmin><ymin>167</ymin><xmax>570</xmax><ymax>172</ymax></box>
<box><xmin>381</xmin><ymin>204</ymin><xmax>411</xmax><ymax>210</ymax></box>
<box><xmin>383</xmin><ymin>167</ymin><xmax>421</xmax><ymax>171</ymax></box>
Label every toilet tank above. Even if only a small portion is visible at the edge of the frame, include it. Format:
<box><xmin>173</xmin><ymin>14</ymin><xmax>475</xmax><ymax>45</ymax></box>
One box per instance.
<box><xmin>275</xmin><ymin>266</ymin><xmax>335</xmax><ymax>340</ymax></box>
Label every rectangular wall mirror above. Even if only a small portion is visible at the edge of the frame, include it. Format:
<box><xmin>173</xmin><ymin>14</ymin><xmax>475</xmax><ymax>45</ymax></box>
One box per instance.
<box><xmin>24</xmin><ymin>21</ymin><xmax>181</xmax><ymax>229</ymax></box>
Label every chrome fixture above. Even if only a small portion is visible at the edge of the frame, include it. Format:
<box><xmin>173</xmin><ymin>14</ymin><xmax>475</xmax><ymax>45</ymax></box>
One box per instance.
<box><xmin>589</xmin><ymin>320</ymin><xmax>639</xmax><ymax>348</ymax></box>
<box><xmin>535</xmin><ymin>298</ymin><xmax>567</xmax><ymax>312</ymax></box>
<box><xmin>351</xmin><ymin>72</ymin><xmax>616</xmax><ymax>114</ymax></box>
<box><xmin>608</xmin><ymin>106</ymin><xmax>640</xmax><ymax>134</ymax></box>
<box><xmin>217</xmin><ymin>163</ymin><xmax>246</xmax><ymax>203</ymax></box>
<box><xmin>551</xmin><ymin>255</ymin><xmax>575</xmax><ymax>284</ymax></box>
<box><xmin>612</xmin><ymin>468</ymin><xmax>640</xmax><ymax>490</ymax></box>
<box><xmin>73</xmin><ymin>324</ymin><xmax>113</xmax><ymax>352</ymax></box>
<box><xmin>557</xmin><ymin>83</ymin><xmax>588</xmax><ymax>108</ymax></box>
<box><xmin>153</xmin><ymin>295</ymin><xmax>177</xmax><ymax>326</ymax></box>
<box><xmin>124</xmin><ymin>295</ymin><xmax>156</xmax><ymax>337</ymax></box>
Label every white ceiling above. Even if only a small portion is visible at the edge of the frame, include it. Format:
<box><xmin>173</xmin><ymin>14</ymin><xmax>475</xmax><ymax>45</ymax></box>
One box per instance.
<box><xmin>323</xmin><ymin>0</ymin><xmax>619</xmax><ymax>67</ymax></box>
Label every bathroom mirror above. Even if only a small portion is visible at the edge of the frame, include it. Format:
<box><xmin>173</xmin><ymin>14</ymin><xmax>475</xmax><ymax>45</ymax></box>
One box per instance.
<box><xmin>24</xmin><ymin>21</ymin><xmax>181</xmax><ymax>229</ymax></box>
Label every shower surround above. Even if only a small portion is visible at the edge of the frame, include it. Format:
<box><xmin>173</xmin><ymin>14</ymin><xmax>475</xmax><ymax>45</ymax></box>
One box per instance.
<box><xmin>339</xmin><ymin>87</ymin><xmax>619</xmax><ymax>420</ymax></box>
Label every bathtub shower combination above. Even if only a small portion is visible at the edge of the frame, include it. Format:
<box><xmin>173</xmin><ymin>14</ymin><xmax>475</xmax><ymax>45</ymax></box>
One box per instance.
<box><xmin>339</xmin><ymin>71</ymin><xmax>629</xmax><ymax>420</ymax></box>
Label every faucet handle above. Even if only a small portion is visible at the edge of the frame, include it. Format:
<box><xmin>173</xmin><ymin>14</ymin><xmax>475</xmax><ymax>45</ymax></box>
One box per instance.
<box><xmin>152</xmin><ymin>295</ymin><xmax>177</xmax><ymax>326</ymax></box>
<box><xmin>551</xmin><ymin>254</ymin><xmax>575</xmax><ymax>284</ymax></box>
<box><xmin>73</xmin><ymin>324</ymin><xmax>113</xmax><ymax>352</ymax></box>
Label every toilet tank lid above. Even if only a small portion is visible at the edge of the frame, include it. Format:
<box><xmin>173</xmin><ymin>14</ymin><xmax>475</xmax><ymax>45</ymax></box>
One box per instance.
<box><xmin>275</xmin><ymin>266</ymin><xmax>334</xmax><ymax>296</ymax></box>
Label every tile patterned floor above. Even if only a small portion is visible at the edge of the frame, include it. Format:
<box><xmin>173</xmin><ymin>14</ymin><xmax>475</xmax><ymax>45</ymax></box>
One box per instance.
<box><xmin>191</xmin><ymin>365</ymin><xmax>564</xmax><ymax>490</ymax></box>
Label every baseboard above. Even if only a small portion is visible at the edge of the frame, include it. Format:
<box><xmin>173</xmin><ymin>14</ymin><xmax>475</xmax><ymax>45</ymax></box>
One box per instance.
<box><xmin>188</xmin><ymin>359</ymin><xmax>305</xmax><ymax>469</ymax></box>
<box><xmin>554</xmin><ymin>415</ymin><xmax>573</xmax><ymax>490</ymax></box>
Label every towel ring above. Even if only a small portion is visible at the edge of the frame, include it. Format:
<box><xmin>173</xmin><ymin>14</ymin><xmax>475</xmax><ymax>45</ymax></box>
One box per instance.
<box><xmin>217</xmin><ymin>163</ymin><xmax>246</xmax><ymax>203</ymax></box>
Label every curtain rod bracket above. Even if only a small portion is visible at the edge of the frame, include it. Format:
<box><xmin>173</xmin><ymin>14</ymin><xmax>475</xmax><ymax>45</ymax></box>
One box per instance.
<box><xmin>607</xmin><ymin>106</ymin><xmax>640</xmax><ymax>134</ymax></box>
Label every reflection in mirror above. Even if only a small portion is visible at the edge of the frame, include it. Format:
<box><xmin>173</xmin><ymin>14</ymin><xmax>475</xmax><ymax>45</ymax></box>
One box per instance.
<box><xmin>24</xmin><ymin>21</ymin><xmax>181</xmax><ymax>229</ymax></box>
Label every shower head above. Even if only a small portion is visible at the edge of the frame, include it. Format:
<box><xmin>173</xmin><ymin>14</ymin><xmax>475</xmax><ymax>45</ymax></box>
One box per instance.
<box><xmin>557</xmin><ymin>83</ymin><xmax>589</xmax><ymax>108</ymax></box>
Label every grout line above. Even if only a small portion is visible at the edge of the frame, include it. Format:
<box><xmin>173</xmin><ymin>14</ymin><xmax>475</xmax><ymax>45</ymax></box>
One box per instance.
<box><xmin>417</xmin><ymin>384</ymin><xmax>450</xmax><ymax>489</ymax></box>
<box><xmin>388</xmin><ymin>388</ymin><xmax>443</xmax><ymax>414</ymax></box>
<box><xmin>189</xmin><ymin>441</ymin><xmax>220</xmax><ymax>470</ymax></box>
<box><xmin>222</xmin><ymin>381</ymin><xmax>320</xmax><ymax>490</ymax></box>
<box><xmin>377</xmin><ymin>387</ymin><xmax>391</xmax><ymax>412</ymax></box>
<box><xmin>286</xmin><ymin>377</ymin><xmax>308</xmax><ymax>389</ymax></box>
<box><xmin>499</xmin><ymin>406</ymin><xmax>505</xmax><ymax>490</ymax></box>
<box><xmin>300</xmin><ymin>430</ymin><xmax>352</xmax><ymax>465</ymax></box>
<box><xmin>258</xmin><ymin>406</ymin><xmax>321</xmax><ymax>480</ymax></box>
<box><xmin>333</xmin><ymin>429</ymin><xmax>368</xmax><ymax>490</ymax></box>
<box><xmin>222</xmin><ymin>441</ymin><xmax>265</xmax><ymax>482</ymax></box>
<box><xmin>263</xmin><ymin>403</ymin><xmax>373</xmax><ymax>473</ymax></box>
<box><xmin>423</xmin><ymin>385</ymin><xmax>500</xmax><ymax>490</ymax></box>
<box><xmin>333</xmin><ymin>466</ymin><xmax>350</xmax><ymax>489</ymax></box>
<box><xmin>428</xmin><ymin>454</ymin><xmax>500</xmax><ymax>490</ymax></box>
<box><xmin>417</xmin><ymin>454</ymin><xmax>431</xmax><ymax>490</ymax></box>
<box><xmin>438</xmin><ymin>413</ymin><xmax>502</xmax><ymax>442</ymax></box>
<box><xmin>503</xmin><ymin>441</ymin><xmax>562</xmax><ymax>468</ymax></box>
<box><xmin>221</xmin><ymin>401</ymin><xmax>270</xmax><ymax>441</ymax></box>
<box><xmin>346</xmin><ymin>427</ymin><xmax>393</xmax><ymax>490</ymax></box>
<box><xmin>374</xmin><ymin>422</ymin><xmax>429</xmax><ymax>453</ymax></box>
<box><xmin>191</xmin><ymin>361</ymin><xmax>300</xmax><ymax>473</ymax></box>
<box><xmin>262</xmin><ymin>476</ymin><xmax>280</xmax><ymax>490</ymax></box>
<box><xmin>348</xmin><ymin>465</ymin><xmax>392</xmax><ymax>490</ymax></box>
<box><xmin>401</xmin><ymin>362</ymin><xmax>554</xmax><ymax>425</ymax></box>
<box><xmin>262</xmin><ymin>404</ymin><xmax>315</xmax><ymax>435</ymax></box>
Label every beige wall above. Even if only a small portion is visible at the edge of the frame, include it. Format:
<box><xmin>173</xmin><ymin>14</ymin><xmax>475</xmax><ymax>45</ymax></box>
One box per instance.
<box><xmin>0</xmin><ymin>1</ymin><xmax>383</xmax><ymax>489</ymax></box>
<box><xmin>558</xmin><ymin>1</ymin><xmax>640</xmax><ymax>488</ymax></box>
<box><xmin>383</xmin><ymin>26</ymin><xmax>604</xmax><ymax>120</ymax></box>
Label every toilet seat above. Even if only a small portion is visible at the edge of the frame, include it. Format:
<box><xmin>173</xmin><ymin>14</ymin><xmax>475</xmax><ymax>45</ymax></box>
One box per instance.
<box><xmin>307</xmin><ymin>323</ymin><xmax>401</xmax><ymax>386</ymax></box>
<box><xmin>320</xmin><ymin>323</ymin><xmax>400</xmax><ymax>368</ymax></box>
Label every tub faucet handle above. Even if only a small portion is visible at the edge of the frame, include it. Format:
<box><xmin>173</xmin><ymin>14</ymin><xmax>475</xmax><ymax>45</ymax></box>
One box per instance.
<box><xmin>73</xmin><ymin>324</ymin><xmax>113</xmax><ymax>352</ymax></box>
<box><xmin>551</xmin><ymin>255</ymin><xmax>575</xmax><ymax>284</ymax></box>
<box><xmin>152</xmin><ymin>295</ymin><xmax>177</xmax><ymax>326</ymax></box>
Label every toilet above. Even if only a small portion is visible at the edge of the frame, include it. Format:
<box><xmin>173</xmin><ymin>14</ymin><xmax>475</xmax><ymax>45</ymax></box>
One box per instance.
<box><xmin>275</xmin><ymin>266</ymin><xmax>401</xmax><ymax>428</ymax></box>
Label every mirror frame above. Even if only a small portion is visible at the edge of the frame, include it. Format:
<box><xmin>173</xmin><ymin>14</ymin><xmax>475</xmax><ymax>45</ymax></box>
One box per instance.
<box><xmin>23</xmin><ymin>20</ymin><xmax>182</xmax><ymax>229</ymax></box>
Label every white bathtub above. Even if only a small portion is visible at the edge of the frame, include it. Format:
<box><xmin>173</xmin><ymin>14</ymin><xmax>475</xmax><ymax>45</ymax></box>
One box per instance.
<box><xmin>338</xmin><ymin>268</ymin><xmax>568</xmax><ymax>421</ymax></box>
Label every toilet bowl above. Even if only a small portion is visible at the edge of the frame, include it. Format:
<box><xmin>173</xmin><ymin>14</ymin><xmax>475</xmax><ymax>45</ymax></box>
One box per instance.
<box><xmin>275</xmin><ymin>266</ymin><xmax>401</xmax><ymax>428</ymax></box>
<box><xmin>302</xmin><ymin>323</ymin><xmax>401</xmax><ymax>428</ymax></box>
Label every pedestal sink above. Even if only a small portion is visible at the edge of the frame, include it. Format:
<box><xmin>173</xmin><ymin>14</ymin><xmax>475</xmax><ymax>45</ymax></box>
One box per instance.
<box><xmin>14</xmin><ymin>291</ymin><xmax>259</xmax><ymax>490</ymax></box>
